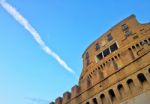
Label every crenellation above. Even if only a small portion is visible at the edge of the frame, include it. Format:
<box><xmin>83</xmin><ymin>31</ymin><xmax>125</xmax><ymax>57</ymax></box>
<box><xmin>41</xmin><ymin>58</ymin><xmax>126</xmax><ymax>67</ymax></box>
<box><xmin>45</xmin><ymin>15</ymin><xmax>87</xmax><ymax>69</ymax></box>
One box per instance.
<box><xmin>55</xmin><ymin>97</ymin><xmax>63</xmax><ymax>104</ymax></box>
<box><xmin>71</xmin><ymin>85</ymin><xmax>80</xmax><ymax>98</ymax></box>
<box><xmin>62</xmin><ymin>91</ymin><xmax>71</xmax><ymax>104</ymax></box>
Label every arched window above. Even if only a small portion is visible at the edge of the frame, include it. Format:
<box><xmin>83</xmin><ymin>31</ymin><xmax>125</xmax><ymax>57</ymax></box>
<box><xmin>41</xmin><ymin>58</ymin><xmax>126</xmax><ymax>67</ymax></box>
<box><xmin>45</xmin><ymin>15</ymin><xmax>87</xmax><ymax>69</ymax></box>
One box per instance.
<box><xmin>86</xmin><ymin>102</ymin><xmax>90</xmax><ymax>104</ymax></box>
<box><xmin>117</xmin><ymin>84</ymin><xmax>124</xmax><ymax>97</ymax></box>
<box><xmin>127</xmin><ymin>79</ymin><xmax>134</xmax><ymax>85</ymax></box>
<box><xmin>100</xmin><ymin>94</ymin><xmax>105</xmax><ymax>104</ymax></box>
<box><xmin>127</xmin><ymin>79</ymin><xmax>135</xmax><ymax>92</ymax></box>
<box><xmin>92</xmin><ymin>98</ymin><xmax>98</xmax><ymax>104</ymax></box>
<box><xmin>136</xmin><ymin>44</ymin><xmax>140</xmax><ymax>48</ymax></box>
<box><xmin>128</xmin><ymin>48</ymin><xmax>132</xmax><ymax>51</ymax></box>
<box><xmin>137</xmin><ymin>73</ymin><xmax>147</xmax><ymax>84</ymax></box>
<box><xmin>132</xmin><ymin>46</ymin><xmax>136</xmax><ymax>49</ymax></box>
<box><xmin>144</xmin><ymin>40</ymin><xmax>148</xmax><ymax>44</ymax></box>
<box><xmin>108</xmin><ymin>89</ymin><xmax>116</xmax><ymax>102</ymax></box>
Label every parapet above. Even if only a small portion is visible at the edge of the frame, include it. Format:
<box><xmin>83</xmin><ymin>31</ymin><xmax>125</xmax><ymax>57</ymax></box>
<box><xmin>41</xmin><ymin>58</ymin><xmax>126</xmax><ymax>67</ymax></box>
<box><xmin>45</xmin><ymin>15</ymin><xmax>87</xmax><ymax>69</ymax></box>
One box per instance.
<box><xmin>71</xmin><ymin>85</ymin><xmax>80</xmax><ymax>98</ymax></box>
<box><xmin>55</xmin><ymin>97</ymin><xmax>63</xmax><ymax>104</ymax></box>
<box><xmin>62</xmin><ymin>91</ymin><xmax>71</xmax><ymax>104</ymax></box>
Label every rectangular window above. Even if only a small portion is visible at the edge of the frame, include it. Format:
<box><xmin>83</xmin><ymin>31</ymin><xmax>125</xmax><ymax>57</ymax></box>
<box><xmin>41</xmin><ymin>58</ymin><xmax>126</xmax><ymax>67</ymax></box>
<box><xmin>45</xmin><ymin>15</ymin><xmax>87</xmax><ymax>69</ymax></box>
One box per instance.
<box><xmin>103</xmin><ymin>48</ymin><xmax>110</xmax><ymax>57</ymax></box>
<box><xmin>110</xmin><ymin>42</ymin><xmax>118</xmax><ymax>52</ymax></box>
<box><xmin>108</xmin><ymin>34</ymin><xmax>113</xmax><ymax>41</ymax></box>
<box><xmin>96</xmin><ymin>43</ymin><xmax>100</xmax><ymax>51</ymax></box>
<box><xmin>97</xmin><ymin>52</ymin><xmax>103</xmax><ymax>60</ymax></box>
<box><xmin>121</xmin><ymin>24</ymin><xmax>128</xmax><ymax>30</ymax></box>
<box><xmin>125</xmin><ymin>29</ymin><xmax>132</xmax><ymax>36</ymax></box>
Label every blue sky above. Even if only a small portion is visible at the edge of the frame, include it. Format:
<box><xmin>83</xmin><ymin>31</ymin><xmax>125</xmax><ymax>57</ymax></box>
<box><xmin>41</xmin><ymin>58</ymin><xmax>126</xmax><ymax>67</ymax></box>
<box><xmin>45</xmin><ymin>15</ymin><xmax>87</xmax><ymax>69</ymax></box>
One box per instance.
<box><xmin>0</xmin><ymin>0</ymin><xmax>150</xmax><ymax>104</ymax></box>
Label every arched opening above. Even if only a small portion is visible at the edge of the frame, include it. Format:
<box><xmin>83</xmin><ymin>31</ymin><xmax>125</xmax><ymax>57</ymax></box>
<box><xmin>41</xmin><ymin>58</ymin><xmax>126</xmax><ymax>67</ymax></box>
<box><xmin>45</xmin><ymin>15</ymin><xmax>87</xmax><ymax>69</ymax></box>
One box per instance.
<box><xmin>117</xmin><ymin>84</ymin><xmax>124</xmax><ymax>97</ymax></box>
<box><xmin>136</xmin><ymin>44</ymin><xmax>140</xmax><ymax>48</ymax></box>
<box><xmin>140</xmin><ymin>41</ymin><xmax>144</xmax><ymax>46</ymax></box>
<box><xmin>137</xmin><ymin>73</ymin><xmax>147</xmax><ymax>84</ymax></box>
<box><xmin>86</xmin><ymin>102</ymin><xmax>90</xmax><ymax>104</ymax></box>
<box><xmin>92</xmin><ymin>98</ymin><xmax>98</xmax><ymax>104</ymax></box>
<box><xmin>127</xmin><ymin>79</ymin><xmax>135</xmax><ymax>93</ymax></box>
<box><xmin>148</xmin><ymin>68</ymin><xmax>150</xmax><ymax>74</ymax></box>
<box><xmin>128</xmin><ymin>48</ymin><xmax>132</xmax><ymax>51</ymax></box>
<box><xmin>108</xmin><ymin>89</ymin><xmax>116</xmax><ymax>102</ymax></box>
<box><xmin>132</xmin><ymin>46</ymin><xmax>136</xmax><ymax>49</ymax></box>
<box><xmin>115</xmin><ymin>56</ymin><xmax>118</xmax><ymax>59</ymax></box>
<box><xmin>144</xmin><ymin>40</ymin><xmax>148</xmax><ymax>44</ymax></box>
<box><xmin>128</xmin><ymin>48</ymin><xmax>135</xmax><ymax>59</ymax></box>
<box><xmin>100</xmin><ymin>94</ymin><xmax>106</xmax><ymax>104</ymax></box>
<box><xmin>127</xmin><ymin>79</ymin><xmax>134</xmax><ymax>86</ymax></box>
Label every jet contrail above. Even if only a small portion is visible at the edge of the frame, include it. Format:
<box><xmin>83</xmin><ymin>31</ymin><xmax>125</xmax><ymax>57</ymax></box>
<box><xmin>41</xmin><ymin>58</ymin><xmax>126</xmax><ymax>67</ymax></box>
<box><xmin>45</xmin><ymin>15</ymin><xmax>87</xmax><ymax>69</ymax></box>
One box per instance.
<box><xmin>25</xmin><ymin>97</ymin><xmax>49</xmax><ymax>104</ymax></box>
<box><xmin>0</xmin><ymin>0</ymin><xmax>77</xmax><ymax>77</ymax></box>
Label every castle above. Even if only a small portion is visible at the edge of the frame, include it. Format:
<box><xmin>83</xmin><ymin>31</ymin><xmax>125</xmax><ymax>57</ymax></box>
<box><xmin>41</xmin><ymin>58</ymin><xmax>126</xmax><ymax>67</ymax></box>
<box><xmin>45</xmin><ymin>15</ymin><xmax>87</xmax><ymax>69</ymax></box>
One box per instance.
<box><xmin>50</xmin><ymin>15</ymin><xmax>150</xmax><ymax>104</ymax></box>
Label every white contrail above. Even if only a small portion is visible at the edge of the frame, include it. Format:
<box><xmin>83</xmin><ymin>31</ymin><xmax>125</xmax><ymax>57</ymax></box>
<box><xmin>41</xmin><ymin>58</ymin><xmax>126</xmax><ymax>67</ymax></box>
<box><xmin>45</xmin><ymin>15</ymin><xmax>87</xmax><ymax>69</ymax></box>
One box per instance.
<box><xmin>0</xmin><ymin>0</ymin><xmax>77</xmax><ymax>77</ymax></box>
<box><xmin>25</xmin><ymin>97</ymin><xmax>49</xmax><ymax>104</ymax></box>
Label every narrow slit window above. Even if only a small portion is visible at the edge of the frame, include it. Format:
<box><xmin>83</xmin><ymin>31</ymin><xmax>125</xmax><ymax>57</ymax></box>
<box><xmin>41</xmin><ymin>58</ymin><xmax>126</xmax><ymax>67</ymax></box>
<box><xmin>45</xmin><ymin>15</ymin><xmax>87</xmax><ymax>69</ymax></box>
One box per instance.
<box><xmin>85</xmin><ymin>52</ymin><xmax>90</xmax><ymax>66</ymax></box>
<box><xmin>110</xmin><ymin>43</ymin><xmax>118</xmax><ymax>52</ymax></box>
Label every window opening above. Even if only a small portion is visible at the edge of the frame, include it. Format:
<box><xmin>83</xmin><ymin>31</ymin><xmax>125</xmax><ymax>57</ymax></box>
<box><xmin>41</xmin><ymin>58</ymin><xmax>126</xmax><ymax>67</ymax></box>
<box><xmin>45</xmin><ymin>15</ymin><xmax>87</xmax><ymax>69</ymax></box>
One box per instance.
<box><xmin>86</xmin><ymin>52</ymin><xmax>90</xmax><ymax>66</ymax></box>
<box><xmin>86</xmin><ymin>102</ymin><xmax>90</xmax><ymax>104</ymax></box>
<box><xmin>108</xmin><ymin>34</ymin><xmax>113</xmax><ymax>41</ymax></box>
<box><xmin>137</xmin><ymin>73</ymin><xmax>147</xmax><ymax>84</ymax></box>
<box><xmin>100</xmin><ymin>94</ymin><xmax>105</xmax><ymax>104</ymax></box>
<box><xmin>121</xmin><ymin>24</ymin><xmax>128</xmax><ymax>30</ymax></box>
<box><xmin>97</xmin><ymin>52</ymin><xmax>103</xmax><ymax>60</ymax></box>
<box><xmin>103</xmin><ymin>48</ymin><xmax>110</xmax><ymax>57</ymax></box>
<box><xmin>110</xmin><ymin>42</ymin><xmax>118</xmax><ymax>52</ymax></box>
<box><xmin>117</xmin><ymin>84</ymin><xmax>124</xmax><ymax>96</ymax></box>
<box><xmin>96</xmin><ymin>43</ymin><xmax>100</xmax><ymax>51</ymax></box>
<box><xmin>144</xmin><ymin>40</ymin><xmax>148</xmax><ymax>44</ymax></box>
<box><xmin>127</xmin><ymin>79</ymin><xmax>134</xmax><ymax>90</ymax></box>
<box><xmin>136</xmin><ymin>44</ymin><xmax>140</xmax><ymax>48</ymax></box>
<box><xmin>109</xmin><ymin>89</ymin><xmax>116</xmax><ymax>102</ymax></box>
<box><xmin>93</xmin><ymin>98</ymin><xmax>98</xmax><ymax>104</ymax></box>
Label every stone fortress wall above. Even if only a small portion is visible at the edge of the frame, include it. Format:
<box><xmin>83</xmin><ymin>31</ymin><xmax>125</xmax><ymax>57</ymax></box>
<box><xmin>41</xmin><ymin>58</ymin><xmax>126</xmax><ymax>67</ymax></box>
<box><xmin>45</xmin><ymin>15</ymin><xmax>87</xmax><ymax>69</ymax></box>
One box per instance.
<box><xmin>50</xmin><ymin>15</ymin><xmax>150</xmax><ymax>104</ymax></box>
